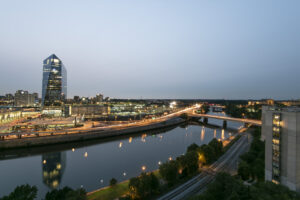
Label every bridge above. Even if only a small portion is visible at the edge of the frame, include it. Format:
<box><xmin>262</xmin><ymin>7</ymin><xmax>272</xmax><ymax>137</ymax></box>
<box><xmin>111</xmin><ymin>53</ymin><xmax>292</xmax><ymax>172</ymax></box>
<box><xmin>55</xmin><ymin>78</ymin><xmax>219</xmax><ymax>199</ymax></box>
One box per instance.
<box><xmin>189</xmin><ymin>113</ymin><xmax>262</xmax><ymax>127</ymax></box>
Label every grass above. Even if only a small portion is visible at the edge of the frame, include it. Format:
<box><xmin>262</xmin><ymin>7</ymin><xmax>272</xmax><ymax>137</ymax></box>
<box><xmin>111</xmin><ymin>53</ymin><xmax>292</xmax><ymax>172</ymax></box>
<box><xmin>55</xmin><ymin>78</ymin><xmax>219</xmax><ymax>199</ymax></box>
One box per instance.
<box><xmin>88</xmin><ymin>180</ymin><xmax>129</xmax><ymax>200</ymax></box>
<box><xmin>87</xmin><ymin>170</ymin><xmax>160</xmax><ymax>200</ymax></box>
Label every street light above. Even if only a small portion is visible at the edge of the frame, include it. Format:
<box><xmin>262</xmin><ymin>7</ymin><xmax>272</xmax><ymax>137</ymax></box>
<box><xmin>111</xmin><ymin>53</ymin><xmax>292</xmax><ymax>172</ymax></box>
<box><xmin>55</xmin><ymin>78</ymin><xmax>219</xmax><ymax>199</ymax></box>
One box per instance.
<box><xmin>141</xmin><ymin>165</ymin><xmax>146</xmax><ymax>171</ymax></box>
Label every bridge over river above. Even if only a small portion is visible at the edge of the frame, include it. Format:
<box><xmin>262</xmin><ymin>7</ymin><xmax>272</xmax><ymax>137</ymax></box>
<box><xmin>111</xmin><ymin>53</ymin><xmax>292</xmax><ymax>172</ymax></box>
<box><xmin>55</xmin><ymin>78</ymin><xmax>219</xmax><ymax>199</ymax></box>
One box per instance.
<box><xmin>189</xmin><ymin>113</ymin><xmax>262</xmax><ymax>128</ymax></box>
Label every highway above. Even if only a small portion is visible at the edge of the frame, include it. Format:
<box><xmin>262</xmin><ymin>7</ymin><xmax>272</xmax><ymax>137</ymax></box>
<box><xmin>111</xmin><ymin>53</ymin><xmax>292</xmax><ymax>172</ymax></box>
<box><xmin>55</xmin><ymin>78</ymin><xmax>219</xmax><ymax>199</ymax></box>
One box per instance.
<box><xmin>0</xmin><ymin>106</ymin><xmax>198</xmax><ymax>140</ymax></box>
<box><xmin>191</xmin><ymin>113</ymin><xmax>262</xmax><ymax>126</ymax></box>
<box><xmin>157</xmin><ymin>132</ymin><xmax>251</xmax><ymax>200</ymax></box>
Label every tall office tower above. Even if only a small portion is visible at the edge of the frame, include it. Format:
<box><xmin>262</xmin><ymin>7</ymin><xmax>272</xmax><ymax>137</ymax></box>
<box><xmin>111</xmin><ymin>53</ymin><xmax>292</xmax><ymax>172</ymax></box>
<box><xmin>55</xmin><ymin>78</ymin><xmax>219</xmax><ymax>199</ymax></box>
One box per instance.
<box><xmin>262</xmin><ymin>106</ymin><xmax>300</xmax><ymax>192</ymax></box>
<box><xmin>42</xmin><ymin>54</ymin><xmax>67</xmax><ymax>116</ymax></box>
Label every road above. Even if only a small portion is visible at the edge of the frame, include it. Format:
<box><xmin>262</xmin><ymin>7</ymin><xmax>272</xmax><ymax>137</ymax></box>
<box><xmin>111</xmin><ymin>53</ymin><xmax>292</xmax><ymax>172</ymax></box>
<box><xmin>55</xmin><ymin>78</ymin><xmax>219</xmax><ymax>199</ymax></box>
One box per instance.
<box><xmin>157</xmin><ymin>132</ymin><xmax>251</xmax><ymax>200</ymax></box>
<box><xmin>0</xmin><ymin>106</ymin><xmax>198</xmax><ymax>139</ymax></box>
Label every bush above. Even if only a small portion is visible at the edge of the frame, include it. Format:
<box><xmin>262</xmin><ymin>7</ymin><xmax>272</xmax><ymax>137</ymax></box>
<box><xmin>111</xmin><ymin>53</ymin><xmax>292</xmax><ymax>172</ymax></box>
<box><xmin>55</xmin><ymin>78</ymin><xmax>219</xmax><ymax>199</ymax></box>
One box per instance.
<box><xmin>110</xmin><ymin>178</ymin><xmax>117</xmax><ymax>187</ymax></box>
<box><xmin>45</xmin><ymin>187</ymin><xmax>86</xmax><ymax>200</ymax></box>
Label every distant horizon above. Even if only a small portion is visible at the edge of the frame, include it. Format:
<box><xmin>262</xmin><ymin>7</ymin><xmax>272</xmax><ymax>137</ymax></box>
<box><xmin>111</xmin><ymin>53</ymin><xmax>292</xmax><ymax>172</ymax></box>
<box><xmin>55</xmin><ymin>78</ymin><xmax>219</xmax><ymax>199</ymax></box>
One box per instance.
<box><xmin>1</xmin><ymin>1</ymin><xmax>299</xmax><ymax>99</ymax></box>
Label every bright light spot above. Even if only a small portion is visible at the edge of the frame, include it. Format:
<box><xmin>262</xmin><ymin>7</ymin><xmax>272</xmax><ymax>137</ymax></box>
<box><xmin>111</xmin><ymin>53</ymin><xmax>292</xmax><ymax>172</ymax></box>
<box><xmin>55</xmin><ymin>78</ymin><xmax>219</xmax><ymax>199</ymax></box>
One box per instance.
<box><xmin>123</xmin><ymin>172</ymin><xmax>127</xmax><ymax>176</ymax></box>
<box><xmin>43</xmin><ymin>160</ymin><xmax>47</xmax><ymax>164</ymax></box>
<box><xmin>169</xmin><ymin>157</ymin><xmax>172</xmax><ymax>161</ymax></box>
<box><xmin>129</xmin><ymin>137</ymin><xmax>132</xmax><ymax>143</ymax></box>
<box><xmin>142</xmin><ymin>166</ymin><xmax>146</xmax><ymax>171</ymax></box>
<box><xmin>119</xmin><ymin>142</ymin><xmax>123</xmax><ymax>148</ymax></box>
<box><xmin>56</xmin><ymin>163</ymin><xmax>61</xmax><ymax>170</ymax></box>
<box><xmin>84</xmin><ymin>152</ymin><xmax>88</xmax><ymax>158</ymax></box>
<box><xmin>158</xmin><ymin>161</ymin><xmax>162</xmax><ymax>165</ymax></box>
<box><xmin>221</xmin><ymin>129</ymin><xmax>225</xmax><ymax>140</ymax></box>
<box><xmin>72</xmin><ymin>148</ymin><xmax>75</xmax><ymax>152</ymax></box>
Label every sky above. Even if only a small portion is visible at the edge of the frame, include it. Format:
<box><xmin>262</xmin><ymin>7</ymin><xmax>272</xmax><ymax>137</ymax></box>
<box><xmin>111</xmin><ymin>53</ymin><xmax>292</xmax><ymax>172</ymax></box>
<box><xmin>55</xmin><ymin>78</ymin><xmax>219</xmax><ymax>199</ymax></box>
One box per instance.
<box><xmin>0</xmin><ymin>0</ymin><xmax>299</xmax><ymax>100</ymax></box>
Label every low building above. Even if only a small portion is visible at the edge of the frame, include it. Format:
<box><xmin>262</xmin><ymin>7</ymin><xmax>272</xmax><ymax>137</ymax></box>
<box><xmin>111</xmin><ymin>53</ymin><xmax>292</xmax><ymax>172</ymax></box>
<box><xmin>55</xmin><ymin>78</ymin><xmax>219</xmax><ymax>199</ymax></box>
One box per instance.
<box><xmin>262</xmin><ymin>106</ymin><xmax>300</xmax><ymax>192</ymax></box>
<box><xmin>71</xmin><ymin>105</ymin><xmax>109</xmax><ymax>116</ymax></box>
<box><xmin>0</xmin><ymin>108</ymin><xmax>22</xmax><ymax>124</ymax></box>
<box><xmin>14</xmin><ymin>90</ymin><xmax>37</xmax><ymax>107</ymax></box>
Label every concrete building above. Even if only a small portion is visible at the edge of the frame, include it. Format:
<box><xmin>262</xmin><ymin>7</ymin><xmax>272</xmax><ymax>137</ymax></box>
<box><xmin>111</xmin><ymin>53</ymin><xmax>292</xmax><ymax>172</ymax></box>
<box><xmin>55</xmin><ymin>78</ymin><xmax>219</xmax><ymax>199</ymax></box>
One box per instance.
<box><xmin>262</xmin><ymin>106</ymin><xmax>300</xmax><ymax>192</ymax></box>
<box><xmin>71</xmin><ymin>105</ymin><xmax>109</xmax><ymax>116</ymax></box>
<box><xmin>14</xmin><ymin>90</ymin><xmax>36</xmax><ymax>107</ymax></box>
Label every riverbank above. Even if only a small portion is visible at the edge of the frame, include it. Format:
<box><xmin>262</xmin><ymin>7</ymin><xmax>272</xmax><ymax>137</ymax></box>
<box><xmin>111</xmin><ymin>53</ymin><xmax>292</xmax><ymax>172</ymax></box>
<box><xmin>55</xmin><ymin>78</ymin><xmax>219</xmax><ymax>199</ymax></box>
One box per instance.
<box><xmin>0</xmin><ymin>117</ymin><xmax>185</xmax><ymax>149</ymax></box>
<box><xmin>86</xmin><ymin>128</ymin><xmax>245</xmax><ymax>200</ymax></box>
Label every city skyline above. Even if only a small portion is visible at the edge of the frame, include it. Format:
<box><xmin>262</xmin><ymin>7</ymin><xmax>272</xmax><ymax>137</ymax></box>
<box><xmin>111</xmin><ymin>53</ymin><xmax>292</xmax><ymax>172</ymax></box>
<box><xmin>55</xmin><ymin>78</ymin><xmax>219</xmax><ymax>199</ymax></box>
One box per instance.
<box><xmin>0</xmin><ymin>1</ymin><xmax>299</xmax><ymax>99</ymax></box>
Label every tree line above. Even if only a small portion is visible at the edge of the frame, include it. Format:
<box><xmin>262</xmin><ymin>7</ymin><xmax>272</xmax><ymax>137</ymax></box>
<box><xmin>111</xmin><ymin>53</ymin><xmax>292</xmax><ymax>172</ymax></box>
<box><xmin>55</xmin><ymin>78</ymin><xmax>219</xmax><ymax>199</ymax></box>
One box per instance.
<box><xmin>191</xmin><ymin>127</ymin><xmax>300</xmax><ymax>200</ymax></box>
<box><xmin>124</xmin><ymin>138</ymin><xmax>224</xmax><ymax>199</ymax></box>
<box><xmin>0</xmin><ymin>185</ymin><xmax>86</xmax><ymax>200</ymax></box>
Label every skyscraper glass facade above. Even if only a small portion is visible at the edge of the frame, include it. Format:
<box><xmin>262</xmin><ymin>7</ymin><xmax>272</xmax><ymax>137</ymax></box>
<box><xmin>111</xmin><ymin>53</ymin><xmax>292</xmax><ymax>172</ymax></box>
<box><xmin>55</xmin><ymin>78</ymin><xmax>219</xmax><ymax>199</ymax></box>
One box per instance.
<box><xmin>42</xmin><ymin>54</ymin><xmax>67</xmax><ymax>108</ymax></box>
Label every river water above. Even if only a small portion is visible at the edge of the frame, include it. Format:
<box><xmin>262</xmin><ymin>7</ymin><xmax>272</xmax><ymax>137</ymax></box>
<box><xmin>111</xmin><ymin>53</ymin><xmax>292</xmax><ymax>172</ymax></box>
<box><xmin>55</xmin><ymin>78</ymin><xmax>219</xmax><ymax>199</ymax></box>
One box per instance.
<box><xmin>0</xmin><ymin>115</ymin><xmax>242</xmax><ymax>198</ymax></box>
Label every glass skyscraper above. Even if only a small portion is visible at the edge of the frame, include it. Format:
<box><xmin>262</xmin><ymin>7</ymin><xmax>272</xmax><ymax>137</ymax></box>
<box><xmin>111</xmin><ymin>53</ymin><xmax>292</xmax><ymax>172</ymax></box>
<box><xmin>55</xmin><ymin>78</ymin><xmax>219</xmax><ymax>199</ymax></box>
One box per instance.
<box><xmin>42</xmin><ymin>54</ymin><xmax>67</xmax><ymax>110</ymax></box>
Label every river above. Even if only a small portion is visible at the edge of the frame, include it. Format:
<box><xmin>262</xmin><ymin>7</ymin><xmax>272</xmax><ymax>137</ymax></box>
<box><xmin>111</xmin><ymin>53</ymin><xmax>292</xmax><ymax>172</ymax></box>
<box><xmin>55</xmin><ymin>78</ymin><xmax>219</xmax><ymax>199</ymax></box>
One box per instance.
<box><xmin>0</xmin><ymin>114</ymin><xmax>243</xmax><ymax>198</ymax></box>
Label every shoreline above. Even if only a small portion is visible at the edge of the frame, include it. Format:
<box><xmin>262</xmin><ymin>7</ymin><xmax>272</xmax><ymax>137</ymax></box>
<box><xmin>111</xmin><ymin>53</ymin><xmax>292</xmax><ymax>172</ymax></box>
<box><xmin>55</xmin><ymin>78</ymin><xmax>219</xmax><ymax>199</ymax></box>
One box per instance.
<box><xmin>0</xmin><ymin>117</ymin><xmax>185</xmax><ymax>150</ymax></box>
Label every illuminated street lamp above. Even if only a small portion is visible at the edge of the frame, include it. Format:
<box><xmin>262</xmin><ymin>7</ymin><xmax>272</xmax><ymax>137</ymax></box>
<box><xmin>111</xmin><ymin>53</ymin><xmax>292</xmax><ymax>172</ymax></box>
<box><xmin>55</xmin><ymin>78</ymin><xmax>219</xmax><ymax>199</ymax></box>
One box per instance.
<box><xmin>141</xmin><ymin>165</ymin><xmax>146</xmax><ymax>171</ymax></box>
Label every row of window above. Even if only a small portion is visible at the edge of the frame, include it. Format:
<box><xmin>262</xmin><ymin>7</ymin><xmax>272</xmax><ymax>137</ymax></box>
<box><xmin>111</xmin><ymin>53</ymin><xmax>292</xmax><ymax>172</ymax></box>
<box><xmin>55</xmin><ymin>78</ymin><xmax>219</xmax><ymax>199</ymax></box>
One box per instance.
<box><xmin>272</xmin><ymin>114</ymin><xmax>281</xmax><ymax>183</ymax></box>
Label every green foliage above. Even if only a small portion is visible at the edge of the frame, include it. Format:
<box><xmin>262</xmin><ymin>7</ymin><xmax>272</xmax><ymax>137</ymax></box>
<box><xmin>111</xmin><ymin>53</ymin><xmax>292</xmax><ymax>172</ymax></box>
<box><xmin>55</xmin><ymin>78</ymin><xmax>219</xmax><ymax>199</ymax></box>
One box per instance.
<box><xmin>159</xmin><ymin>160</ymin><xmax>179</xmax><ymax>186</ymax></box>
<box><xmin>208</xmin><ymin>138</ymin><xmax>223</xmax><ymax>157</ymax></box>
<box><xmin>109</xmin><ymin>178</ymin><xmax>117</xmax><ymax>187</ymax></box>
<box><xmin>192</xmin><ymin>173</ymin><xmax>300</xmax><ymax>200</ymax></box>
<box><xmin>177</xmin><ymin>151</ymin><xmax>199</xmax><ymax>176</ymax></box>
<box><xmin>201</xmin><ymin>104</ymin><xmax>210</xmax><ymax>114</ymax></box>
<box><xmin>187</xmin><ymin>143</ymin><xmax>199</xmax><ymax>152</ymax></box>
<box><xmin>0</xmin><ymin>184</ymin><xmax>37</xmax><ymax>200</ymax></box>
<box><xmin>193</xmin><ymin>173</ymin><xmax>249</xmax><ymax>200</ymax></box>
<box><xmin>238</xmin><ymin>161</ymin><xmax>250</xmax><ymax>181</ymax></box>
<box><xmin>45</xmin><ymin>187</ymin><xmax>86</xmax><ymax>200</ymax></box>
<box><xmin>198</xmin><ymin>144</ymin><xmax>215</xmax><ymax>165</ymax></box>
<box><xmin>225</xmin><ymin>103</ymin><xmax>261</xmax><ymax>120</ymax></box>
<box><xmin>249</xmin><ymin>181</ymin><xmax>299</xmax><ymax>200</ymax></box>
<box><xmin>179</xmin><ymin>113</ymin><xmax>189</xmax><ymax>120</ymax></box>
<box><xmin>128</xmin><ymin>172</ymin><xmax>159</xmax><ymax>200</ymax></box>
<box><xmin>238</xmin><ymin>127</ymin><xmax>265</xmax><ymax>181</ymax></box>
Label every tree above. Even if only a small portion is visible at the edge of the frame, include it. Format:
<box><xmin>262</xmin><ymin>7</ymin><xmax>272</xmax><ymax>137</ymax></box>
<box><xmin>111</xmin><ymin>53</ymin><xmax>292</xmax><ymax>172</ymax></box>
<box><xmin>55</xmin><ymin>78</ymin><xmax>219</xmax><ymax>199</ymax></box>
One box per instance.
<box><xmin>193</xmin><ymin>173</ymin><xmax>248</xmax><ymax>200</ymax></box>
<box><xmin>179</xmin><ymin>113</ymin><xmax>189</xmax><ymax>120</ymax></box>
<box><xmin>159</xmin><ymin>160</ymin><xmax>179</xmax><ymax>186</ymax></box>
<box><xmin>128</xmin><ymin>173</ymin><xmax>159</xmax><ymax>200</ymax></box>
<box><xmin>201</xmin><ymin>104</ymin><xmax>210</xmax><ymax>114</ymax></box>
<box><xmin>238</xmin><ymin>161</ymin><xmax>250</xmax><ymax>181</ymax></box>
<box><xmin>45</xmin><ymin>187</ymin><xmax>86</xmax><ymax>200</ymax></box>
<box><xmin>208</xmin><ymin>138</ymin><xmax>223</xmax><ymax>157</ymax></box>
<box><xmin>177</xmin><ymin>151</ymin><xmax>199</xmax><ymax>176</ymax></box>
<box><xmin>0</xmin><ymin>184</ymin><xmax>37</xmax><ymax>200</ymax></box>
<box><xmin>187</xmin><ymin>143</ymin><xmax>199</xmax><ymax>152</ymax></box>
<box><xmin>109</xmin><ymin>178</ymin><xmax>117</xmax><ymax>187</ymax></box>
<box><xmin>198</xmin><ymin>144</ymin><xmax>216</xmax><ymax>164</ymax></box>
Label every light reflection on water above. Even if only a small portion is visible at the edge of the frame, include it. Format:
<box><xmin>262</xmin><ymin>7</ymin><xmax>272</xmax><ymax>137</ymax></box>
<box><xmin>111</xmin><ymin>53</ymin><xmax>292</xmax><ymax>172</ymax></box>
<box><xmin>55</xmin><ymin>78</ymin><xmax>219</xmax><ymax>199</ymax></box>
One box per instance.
<box><xmin>0</xmin><ymin>122</ymin><xmax>241</xmax><ymax>198</ymax></box>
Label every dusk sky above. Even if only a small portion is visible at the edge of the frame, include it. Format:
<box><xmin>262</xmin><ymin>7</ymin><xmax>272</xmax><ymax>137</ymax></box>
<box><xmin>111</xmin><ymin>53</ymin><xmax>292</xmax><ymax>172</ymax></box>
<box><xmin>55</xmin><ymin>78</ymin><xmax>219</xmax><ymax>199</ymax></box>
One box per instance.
<box><xmin>0</xmin><ymin>0</ymin><xmax>299</xmax><ymax>99</ymax></box>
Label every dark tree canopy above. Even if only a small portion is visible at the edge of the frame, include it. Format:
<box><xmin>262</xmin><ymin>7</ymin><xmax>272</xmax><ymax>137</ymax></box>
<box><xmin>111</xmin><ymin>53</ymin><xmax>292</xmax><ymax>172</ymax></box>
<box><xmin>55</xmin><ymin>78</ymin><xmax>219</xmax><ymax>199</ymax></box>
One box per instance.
<box><xmin>0</xmin><ymin>184</ymin><xmax>37</xmax><ymax>200</ymax></box>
